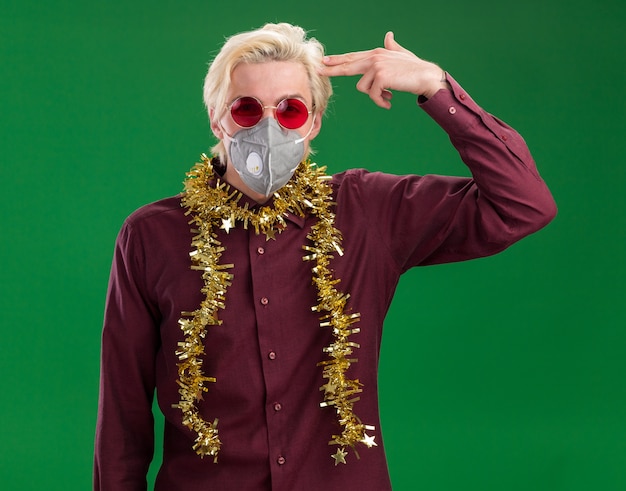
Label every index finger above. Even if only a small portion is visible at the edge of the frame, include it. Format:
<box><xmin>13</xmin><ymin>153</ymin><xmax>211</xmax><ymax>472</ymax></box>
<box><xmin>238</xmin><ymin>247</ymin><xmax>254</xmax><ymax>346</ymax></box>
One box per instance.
<box><xmin>319</xmin><ymin>51</ymin><xmax>375</xmax><ymax>77</ymax></box>
<box><xmin>322</xmin><ymin>49</ymin><xmax>373</xmax><ymax>66</ymax></box>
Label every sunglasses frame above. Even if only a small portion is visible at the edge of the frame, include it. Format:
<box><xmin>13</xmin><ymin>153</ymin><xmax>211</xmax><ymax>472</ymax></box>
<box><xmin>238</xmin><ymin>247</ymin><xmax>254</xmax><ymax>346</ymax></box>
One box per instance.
<box><xmin>227</xmin><ymin>96</ymin><xmax>313</xmax><ymax>130</ymax></box>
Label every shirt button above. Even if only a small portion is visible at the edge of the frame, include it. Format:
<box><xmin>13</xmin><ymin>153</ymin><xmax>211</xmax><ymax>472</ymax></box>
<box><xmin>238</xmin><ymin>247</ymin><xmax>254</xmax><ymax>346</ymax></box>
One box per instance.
<box><xmin>277</xmin><ymin>456</ymin><xmax>286</xmax><ymax>465</ymax></box>
<box><xmin>257</xmin><ymin>246</ymin><xmax>265</xmax><ymax>255</ymax></box>
<box><xmin>274</xmin><ymin>402</ymin><xmax>282</xmax><ymax>412</ymax></box>
<box><xmin>448</xmin><ymin>106</ymin><xmax>457</xmax><ymax>114</ymax></box>
<box><xmin>459</xmin><ymin>93</ymin><xmax>466</xmax><ymax>100</ymax></box>
<box><xmin>501</xmin><ymin>134</ymin><xmax>508</xmax><ymax>141</ymax></box>
<box><xmin>268</xmin><ymin>351</ymin><xmax>277</xmax><ymax>360</ymax></box>
<box><xmin>260</xmin><ymin>297</ymin><xmax>269</xmax><ymax>306</ymax></box>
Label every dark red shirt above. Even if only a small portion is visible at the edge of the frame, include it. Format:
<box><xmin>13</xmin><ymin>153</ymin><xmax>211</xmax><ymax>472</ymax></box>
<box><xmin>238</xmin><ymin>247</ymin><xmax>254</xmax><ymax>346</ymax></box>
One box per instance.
<box><xmin>94</xmin><ymin>76</ymin><xmax>556</xmax><ymax>490</ymax></box>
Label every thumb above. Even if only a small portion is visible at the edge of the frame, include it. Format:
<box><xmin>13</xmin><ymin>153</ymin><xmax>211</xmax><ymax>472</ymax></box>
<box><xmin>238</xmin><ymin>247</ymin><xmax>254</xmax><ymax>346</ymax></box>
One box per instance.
<box><xmin>384</xmin><ymin>31</ymin><xmax>411</xmax><ymax>53</ymax></box>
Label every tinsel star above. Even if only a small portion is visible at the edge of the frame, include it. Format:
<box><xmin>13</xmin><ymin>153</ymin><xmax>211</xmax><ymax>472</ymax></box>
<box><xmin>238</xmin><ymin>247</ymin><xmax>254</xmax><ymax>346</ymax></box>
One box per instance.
<box><xmin>321</xmin><ymin>381</ymin><xmax>337</xmax><ymax>395</ymax></box>
<box><xmin>220</xmin><ymin>217</ymin><xmax>234</xmax><ymax>233</ymax></box>
<box><xmin>361</xmin><ymin>433</ymin><xmax>377</xmax><ymax>448</ymax></box>
<box><xmin>264</xmin><ymin>226</ymin><xmax>276</xmax><ymax>241</ymax></box>
<box><xmin>332</xmin><ymin>447</ymin><xmax>348</xmax><ymax>466</ymax></box>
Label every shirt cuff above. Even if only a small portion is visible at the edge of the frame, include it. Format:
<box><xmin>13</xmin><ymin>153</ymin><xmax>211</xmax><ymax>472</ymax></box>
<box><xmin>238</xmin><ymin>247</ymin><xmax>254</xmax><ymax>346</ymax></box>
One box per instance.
<box><xmin>417</xmin><ymin>72</ymin><xmax>484</xmax><ymax>135</ymax></box>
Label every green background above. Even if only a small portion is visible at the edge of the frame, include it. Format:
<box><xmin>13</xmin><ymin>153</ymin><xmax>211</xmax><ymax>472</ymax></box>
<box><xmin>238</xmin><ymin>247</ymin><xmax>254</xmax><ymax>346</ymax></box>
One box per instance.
<box><xmin>1</xmin><ymin>0</ymin><xmax>625</xmax><ymax>489</ymax></box>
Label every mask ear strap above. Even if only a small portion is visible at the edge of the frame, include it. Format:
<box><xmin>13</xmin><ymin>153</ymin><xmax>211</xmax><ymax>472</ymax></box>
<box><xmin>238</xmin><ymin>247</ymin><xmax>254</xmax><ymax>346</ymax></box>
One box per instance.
<box><xmin>294</xmin><ymin>115</ymin><xmax>317</xmax><ymax>144</ymax></box>
<box><xmin>218</xmin><ymin>120</ymin><xmax>236</xmax><ymax>143</ymax></box>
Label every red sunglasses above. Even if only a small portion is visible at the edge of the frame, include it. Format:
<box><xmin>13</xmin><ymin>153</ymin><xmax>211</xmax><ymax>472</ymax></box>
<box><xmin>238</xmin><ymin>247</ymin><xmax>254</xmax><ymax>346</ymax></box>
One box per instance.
<box><xmin>227</xmin><ymin>96</ymin><xmax>312</xmax><ymax>130</ymax></box>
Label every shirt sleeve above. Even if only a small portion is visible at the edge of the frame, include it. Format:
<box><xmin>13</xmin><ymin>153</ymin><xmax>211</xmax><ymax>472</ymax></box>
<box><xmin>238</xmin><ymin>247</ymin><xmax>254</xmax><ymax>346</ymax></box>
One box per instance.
<box><xmin>338</xmin><ymin>73</ymin><xmax>557</xmax><ymax>272</ymax></box>
<box><xmin>94</xmin><ymin>218</ymin><xmax>160</xmax><ymax>491</ymax></box>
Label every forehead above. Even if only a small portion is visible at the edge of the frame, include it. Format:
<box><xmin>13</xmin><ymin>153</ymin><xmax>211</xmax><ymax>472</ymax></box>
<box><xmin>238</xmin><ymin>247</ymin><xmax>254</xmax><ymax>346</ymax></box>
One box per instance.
<box><xmin>228</xmin><ymin>60</ymin><xmax>312</xmax><ymax>103</ymax></box>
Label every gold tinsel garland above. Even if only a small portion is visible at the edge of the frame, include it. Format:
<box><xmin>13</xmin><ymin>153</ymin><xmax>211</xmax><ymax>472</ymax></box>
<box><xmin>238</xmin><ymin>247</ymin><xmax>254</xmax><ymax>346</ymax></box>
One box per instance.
<box><xmin>174</xmin><ymin>154</ymin><xmax>376</xmax><ymax>465</ymax></box>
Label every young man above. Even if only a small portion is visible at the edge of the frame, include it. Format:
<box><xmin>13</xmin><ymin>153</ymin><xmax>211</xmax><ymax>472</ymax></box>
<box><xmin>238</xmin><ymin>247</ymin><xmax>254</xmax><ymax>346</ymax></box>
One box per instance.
<box><xmin>94</xmin><ymin>22</ymin><xmax>556</xmax><ymax>490</ymax></box>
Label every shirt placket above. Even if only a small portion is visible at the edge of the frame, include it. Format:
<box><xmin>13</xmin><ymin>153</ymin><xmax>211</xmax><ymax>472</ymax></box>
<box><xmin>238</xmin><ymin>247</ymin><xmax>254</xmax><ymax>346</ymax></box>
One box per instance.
<box><xmin>248</xmin><ymin>228</ymin><xmax>289</xmax><ymax>484</ymax></box>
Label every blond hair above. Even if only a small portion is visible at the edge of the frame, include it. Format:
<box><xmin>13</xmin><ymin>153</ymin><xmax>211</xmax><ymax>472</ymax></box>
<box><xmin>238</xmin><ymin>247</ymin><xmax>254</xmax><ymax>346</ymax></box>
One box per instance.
<box><xmin>203</xmin><ymin>23</ymin><xmax>332</xmax><ymax>161</ymax></box>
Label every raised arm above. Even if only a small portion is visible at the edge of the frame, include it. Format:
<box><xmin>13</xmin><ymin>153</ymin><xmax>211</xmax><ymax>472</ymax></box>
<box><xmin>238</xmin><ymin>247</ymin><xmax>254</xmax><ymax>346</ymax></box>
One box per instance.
<box><xmin>323</xmin><ymin>32</ymin><xmax>556</xmax><ymax>267</ymax></box>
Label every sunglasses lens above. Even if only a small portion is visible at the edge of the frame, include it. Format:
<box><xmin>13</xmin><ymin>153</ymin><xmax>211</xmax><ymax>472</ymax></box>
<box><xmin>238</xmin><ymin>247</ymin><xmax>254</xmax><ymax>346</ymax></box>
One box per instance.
<box><xmin>276</xmin><ymin>98</ymin><xmax>309</xmax><ymax>129</ymax></box>
<box><xmin>230</xmin><ymin>97</ymin><xmax>263</xmax><ymax>127</ymax></box>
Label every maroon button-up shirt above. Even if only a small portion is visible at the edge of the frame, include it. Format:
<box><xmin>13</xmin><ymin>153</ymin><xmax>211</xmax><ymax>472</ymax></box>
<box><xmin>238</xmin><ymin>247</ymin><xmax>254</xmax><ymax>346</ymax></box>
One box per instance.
<box><xmin>94</xmin><ymin>76</ymin><xmax>556</xmax><ymax>490</ymax></box>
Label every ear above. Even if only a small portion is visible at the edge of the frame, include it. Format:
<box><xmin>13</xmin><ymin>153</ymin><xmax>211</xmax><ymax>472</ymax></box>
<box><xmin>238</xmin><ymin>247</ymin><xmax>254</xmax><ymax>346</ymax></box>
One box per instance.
<box><xmin>209</xmin><ymin>107</ymin><xmax>224</xmax><ymax>140</ymax></box>
<box><xmin>307</xmin><ymin>111</ymin><xmax>324</xmax><ymax>141</ymax></box>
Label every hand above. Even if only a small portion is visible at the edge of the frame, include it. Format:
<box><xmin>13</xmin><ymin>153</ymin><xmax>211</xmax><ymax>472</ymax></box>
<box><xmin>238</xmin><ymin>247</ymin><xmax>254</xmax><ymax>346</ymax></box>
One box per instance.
<box><xmin>319</xmin><ymin>32</ymin><xmax>449</xmax><ymax>109</ymax></box>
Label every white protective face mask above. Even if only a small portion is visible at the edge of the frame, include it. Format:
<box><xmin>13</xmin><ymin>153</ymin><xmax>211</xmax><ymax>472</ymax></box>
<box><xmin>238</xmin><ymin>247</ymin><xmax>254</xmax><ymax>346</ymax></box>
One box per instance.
<box><xmin>223</xmin><ymin>117</ymin><xmax>315</xmax><ymax>196</ymax></box>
